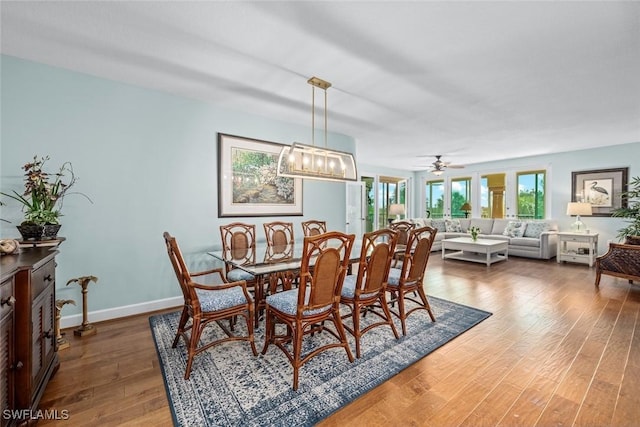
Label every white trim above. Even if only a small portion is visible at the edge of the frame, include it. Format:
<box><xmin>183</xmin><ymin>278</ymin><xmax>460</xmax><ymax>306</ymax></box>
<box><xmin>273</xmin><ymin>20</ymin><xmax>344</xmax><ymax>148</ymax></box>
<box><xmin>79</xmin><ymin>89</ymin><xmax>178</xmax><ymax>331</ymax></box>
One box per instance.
<box><xmin>60</xmin><ymin>296</ymin><xmax>182</xmax><ymax>329</ymax></box>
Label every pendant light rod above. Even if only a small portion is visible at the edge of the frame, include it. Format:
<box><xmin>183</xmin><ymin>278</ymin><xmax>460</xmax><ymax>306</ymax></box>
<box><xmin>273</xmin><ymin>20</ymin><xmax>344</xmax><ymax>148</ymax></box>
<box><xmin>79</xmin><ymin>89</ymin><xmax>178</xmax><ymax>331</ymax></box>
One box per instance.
<box><xmin>307</xmin><ymin>76</ymin><xmax>331</xmax><ymax>149</ymax></box>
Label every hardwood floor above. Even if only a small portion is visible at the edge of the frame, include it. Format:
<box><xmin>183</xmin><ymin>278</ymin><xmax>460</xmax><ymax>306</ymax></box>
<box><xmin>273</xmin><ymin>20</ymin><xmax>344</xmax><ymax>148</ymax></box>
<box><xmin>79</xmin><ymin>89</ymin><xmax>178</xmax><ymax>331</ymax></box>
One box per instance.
<box><xmin>39</xmin><ymin>255</ymin><xmax>640</xmax><ymax>426</ymax></box>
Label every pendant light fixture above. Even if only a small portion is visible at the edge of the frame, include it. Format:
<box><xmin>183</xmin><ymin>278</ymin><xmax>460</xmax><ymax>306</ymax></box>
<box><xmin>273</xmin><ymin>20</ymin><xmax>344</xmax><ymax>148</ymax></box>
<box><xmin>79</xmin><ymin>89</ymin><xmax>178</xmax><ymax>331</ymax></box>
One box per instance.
<box><xmin>276</xmin><ymin>77</ymin><xmax>357</xmax><ymax>182</ymax></box>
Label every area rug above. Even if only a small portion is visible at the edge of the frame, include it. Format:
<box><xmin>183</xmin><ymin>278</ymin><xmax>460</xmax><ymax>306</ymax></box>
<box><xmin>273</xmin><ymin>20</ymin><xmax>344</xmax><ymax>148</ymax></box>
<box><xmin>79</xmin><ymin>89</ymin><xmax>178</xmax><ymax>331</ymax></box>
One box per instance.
<box><xmin>149</xmin><ymin>296</ymin><xmax>491</xmax><ymax>427</ymax></box>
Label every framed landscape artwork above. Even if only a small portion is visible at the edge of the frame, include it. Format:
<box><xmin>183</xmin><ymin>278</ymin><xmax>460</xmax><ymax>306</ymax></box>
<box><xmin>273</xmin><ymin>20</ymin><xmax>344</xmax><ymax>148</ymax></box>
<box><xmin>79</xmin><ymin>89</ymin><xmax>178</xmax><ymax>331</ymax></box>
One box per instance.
<box><xmin>571</xmin><ymin>167</ymin><xmax>628</xmax><ymax>216</ymax></box>
<box><xmin>217</xmin><ymin>133</ymin><xmax>303</xmax><ymax>217</ymax></box>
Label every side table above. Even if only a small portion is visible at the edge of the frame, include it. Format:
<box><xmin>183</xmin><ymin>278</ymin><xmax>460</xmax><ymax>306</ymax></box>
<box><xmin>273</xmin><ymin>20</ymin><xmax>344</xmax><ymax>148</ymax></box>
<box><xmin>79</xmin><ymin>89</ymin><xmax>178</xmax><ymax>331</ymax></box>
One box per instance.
<box><xmin>557</xmin><ymin>232</ymin><xmax>598</xmax><ymax>267</ymax></box>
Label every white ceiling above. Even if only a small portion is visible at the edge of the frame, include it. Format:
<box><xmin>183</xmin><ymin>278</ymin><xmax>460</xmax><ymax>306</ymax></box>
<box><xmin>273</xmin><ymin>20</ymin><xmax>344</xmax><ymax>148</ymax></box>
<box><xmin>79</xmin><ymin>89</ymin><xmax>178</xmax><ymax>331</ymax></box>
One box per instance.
<box><xmin>1</xmin><ymin>1</ymin><xmax>639</xmax><ymax>171</ymax></box>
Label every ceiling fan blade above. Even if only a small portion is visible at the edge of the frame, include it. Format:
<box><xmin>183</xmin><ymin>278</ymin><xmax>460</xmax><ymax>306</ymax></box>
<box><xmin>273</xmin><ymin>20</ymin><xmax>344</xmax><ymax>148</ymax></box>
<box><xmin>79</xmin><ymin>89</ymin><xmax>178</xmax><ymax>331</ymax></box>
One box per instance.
<box><xmin>418</xmin><ymin>155</ymin><xmax>465</xmax><ymax>171</ymax></box>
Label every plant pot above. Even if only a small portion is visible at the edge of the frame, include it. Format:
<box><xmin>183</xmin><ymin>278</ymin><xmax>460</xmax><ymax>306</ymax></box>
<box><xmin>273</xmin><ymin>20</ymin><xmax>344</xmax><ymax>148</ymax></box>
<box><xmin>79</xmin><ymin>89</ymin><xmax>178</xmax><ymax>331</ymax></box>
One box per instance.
<box><xmin>625</xmin><ymin>235</ymin><xmax>640</xmax><ymax>245</ymax></box>
<box><xmin>42</xmin><ymin>224</ymin><xmax>62</xmax><ymax>240</ymax></box>
<box><xmin>17</xmin><ymin>224</ymin><xmax>44</xmax><ymax>241</ymax></box>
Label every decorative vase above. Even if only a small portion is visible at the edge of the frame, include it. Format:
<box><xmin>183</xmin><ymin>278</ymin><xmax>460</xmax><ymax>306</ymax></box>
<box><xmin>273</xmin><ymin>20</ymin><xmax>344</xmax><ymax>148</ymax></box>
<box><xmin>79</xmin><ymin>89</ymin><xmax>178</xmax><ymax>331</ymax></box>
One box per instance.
<box><xmin>17</xmin><ymin>224</ymin><xmax>44</xmax><ymax>241</ymax></box>
<box><xmin>42</xmin><ymin>224</ymin><xmax>62</xmax><ymax>240</ymax></box>
<box><xmin>471</xmin><ymin>234</ymin><xmax>478</xmax><ymax>242</ymax></box>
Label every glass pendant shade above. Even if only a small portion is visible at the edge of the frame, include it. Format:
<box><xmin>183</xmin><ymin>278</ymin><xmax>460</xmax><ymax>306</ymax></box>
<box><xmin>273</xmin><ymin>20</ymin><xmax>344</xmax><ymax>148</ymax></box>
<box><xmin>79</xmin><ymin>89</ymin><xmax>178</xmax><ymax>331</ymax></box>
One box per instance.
<box><xmin>276</xmin><ymin>76</ymin><xmax>357</xmax><ymax>183</ymax></box>
<box><xmin>277</xmin><ymin>142</ymin><xmax>357</xmax><ymax>182</ymax></box>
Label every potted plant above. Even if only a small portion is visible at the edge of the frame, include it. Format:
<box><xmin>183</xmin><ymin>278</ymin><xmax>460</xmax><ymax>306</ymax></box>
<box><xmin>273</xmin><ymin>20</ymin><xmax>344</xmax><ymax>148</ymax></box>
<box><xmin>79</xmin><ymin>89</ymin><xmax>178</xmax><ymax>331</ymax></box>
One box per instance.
<box><xmin>612</xmin><ymin>175</ymin><xmax>640</xmax><ymax>244</ymax></box>
<box><xmin>1</xmin><ymin>155</ymin><xmax>91</xmax><ymax>240</ymax></box>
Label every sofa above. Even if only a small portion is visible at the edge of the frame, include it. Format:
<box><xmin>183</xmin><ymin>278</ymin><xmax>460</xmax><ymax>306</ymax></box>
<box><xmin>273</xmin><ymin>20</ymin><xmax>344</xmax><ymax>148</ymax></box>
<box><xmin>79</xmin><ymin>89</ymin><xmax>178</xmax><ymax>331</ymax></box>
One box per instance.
<box><xmin>405</xmin><ymin>217</ymin><xmax>559</xmax><ymax>260</ymax></box>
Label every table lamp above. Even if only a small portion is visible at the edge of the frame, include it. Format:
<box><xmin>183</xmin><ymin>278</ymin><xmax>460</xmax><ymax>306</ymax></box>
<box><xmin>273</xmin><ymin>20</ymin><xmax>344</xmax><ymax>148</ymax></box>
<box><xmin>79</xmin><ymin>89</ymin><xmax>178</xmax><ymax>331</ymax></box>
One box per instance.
<box><xmin>460</xmin><ymin>202</ymin><xmax>472</xmax><ymax>218</ymax></box>
<box><xmin>566</xmin><ymin>202</ymin><xmax>592</xmax><ymax>233</ymax></box>
<box><xmin>388</xmin><ymin>204</ymin><xmax>405</xmax><ymax>223</ymax></box>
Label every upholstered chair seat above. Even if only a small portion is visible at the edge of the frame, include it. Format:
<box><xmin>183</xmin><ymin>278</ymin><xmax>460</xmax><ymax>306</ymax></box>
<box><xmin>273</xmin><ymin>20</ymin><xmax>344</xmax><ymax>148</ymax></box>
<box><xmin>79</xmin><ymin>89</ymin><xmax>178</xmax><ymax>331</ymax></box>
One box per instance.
<box><xmin>266</xmin><ymin>288</ymin><xmax>332</xmax><ymax>316</ymax></box>
<box><xmin>226</xmin><ymin>268</ymin><xmax>255</xmax><ymax>282</ymax></box>
<box><xmin>340</xmin><ymin>275</ymin><xmax>379</xmax><ymax>300</ymax></box>
<box><xmin>195</xmin><ymin>287</ymin><xmax>251</xmax><ymax>312</ymax></box>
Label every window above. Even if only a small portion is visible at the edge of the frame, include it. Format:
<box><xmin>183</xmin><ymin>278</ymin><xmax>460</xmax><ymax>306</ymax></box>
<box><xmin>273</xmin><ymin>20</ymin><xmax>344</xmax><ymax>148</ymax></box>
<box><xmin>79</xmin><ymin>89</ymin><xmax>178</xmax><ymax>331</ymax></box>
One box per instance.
<box><xmin>421</xmin><ymin>168</ymin><xmax>548</xmax><ymax>221</ymax></box>
<box><xmin>517</xmin><ymin>171</ymin><xmax>545</xmax><ymax>219</ymax></box>
<box><xmin>480</xmin><ymin>173</ymin><xmax>506</xmax><ymax>218</ymax></box>
<box><xmin>362</xmin><ymin>176</ymin><xmax>375</xmax><ymax>233</ymax></box>
<box><xmin>425</xmin><ymin>180</ymin><xmax>444</xmax><ymax>218</ymax></box>
<box><xmin>359</xmin><ymin>175</ymin><xmax>410</xmax><ymax>230</ymax></box>
<box><xmin>377</xmin><ymin>176</ymin><xmax>408</xmax><ymax>228</ymax></box>
<box><xmin>450</xmin><ymin>177</ymin><xmax>471</xmax><ymax>218</ymax></box>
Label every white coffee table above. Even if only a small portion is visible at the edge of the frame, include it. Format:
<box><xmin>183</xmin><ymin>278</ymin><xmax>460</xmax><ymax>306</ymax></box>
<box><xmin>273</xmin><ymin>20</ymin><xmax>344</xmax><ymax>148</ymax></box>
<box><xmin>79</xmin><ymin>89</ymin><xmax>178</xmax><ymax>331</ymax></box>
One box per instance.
<box><xmin>442</xmin><ymin>237</ymin><xmax>508</xmax><ymax>267</ymax></box>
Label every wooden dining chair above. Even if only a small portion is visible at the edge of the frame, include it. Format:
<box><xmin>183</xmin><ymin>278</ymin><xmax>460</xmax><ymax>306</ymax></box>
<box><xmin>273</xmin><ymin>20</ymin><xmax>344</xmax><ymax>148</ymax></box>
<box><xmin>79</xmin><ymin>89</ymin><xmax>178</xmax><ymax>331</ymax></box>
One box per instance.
<box><xmin>219</xmin><ymin>222</ymin><xmax>257</xmax><ymax>284</ymax></box>
<box><xmin>220</xmin><ymin>222</ymin><xmax>262</xmax><ymax>326</ymax></box>
<box><xmin>261</xmin><ymin>231</ymin><xmax>356</xmax><ymax>390</ymax></box>
<box><xmin>301</xmin><ymin>220</ymin><xmax>327</xmax><ymax>237</ymax></box>
<box><xmin>263</xmin><ymin>221</ymin><xmax>295</xmax><ymax>246</ymax></box>
<box><xmin>163</xmin><ymin>232</ymin><xmax>257</xmax><ymax>379</ymax></box>
<box><xmin>388</xmin><ymin>220</ymin><xmax>416</xmax><ymax>267</ymax></box>
<box><xmin>262</xmin><ymin>220</ymin><xmax>298</xmax><ymax>289</ymax></box>
<box><xmin>340</xmin><ymin>228</ymin><xmax>399</xmax><ymax>358</ymax></box>
<box><xmin>385</xmin><ymin>225</ymin><xmax>437</xmax><ymax>336</ymax></box>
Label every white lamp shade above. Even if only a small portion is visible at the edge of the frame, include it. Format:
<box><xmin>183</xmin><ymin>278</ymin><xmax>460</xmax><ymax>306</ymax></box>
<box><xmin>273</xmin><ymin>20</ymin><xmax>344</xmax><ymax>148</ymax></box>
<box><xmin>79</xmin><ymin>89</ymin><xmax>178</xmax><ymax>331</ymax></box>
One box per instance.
<box><xmin>566</xmin><ymin>202</ymin><xmax>592</xmax><ymax>216</ymax></box>
<box><xmin>389</xmin><ymin>204</ymin><xmax>405</xmax><ymax>216</ymax></box>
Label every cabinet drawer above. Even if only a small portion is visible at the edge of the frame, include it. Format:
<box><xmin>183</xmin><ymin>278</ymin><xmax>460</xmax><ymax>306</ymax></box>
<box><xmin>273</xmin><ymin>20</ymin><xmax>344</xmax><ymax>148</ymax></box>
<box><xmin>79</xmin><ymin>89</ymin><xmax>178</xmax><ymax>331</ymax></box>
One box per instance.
<box><xmin>31</xmin><ymin>260</ymin><xmax>55</xmax><ymax>301</ymax></box>
<box><xmin>0</xmin><ymin>277</ymin><xmax>14</xmax><ymax>319</ymax></box>
<box><xmin>560</xmin><ymin>254</ymin><xmax>587</xmax><ymax>263</ymax></box>
<box><xmin>563</xmin><ymin>235</ymin><xmax>591</xmax><ymax>243</ymax></box>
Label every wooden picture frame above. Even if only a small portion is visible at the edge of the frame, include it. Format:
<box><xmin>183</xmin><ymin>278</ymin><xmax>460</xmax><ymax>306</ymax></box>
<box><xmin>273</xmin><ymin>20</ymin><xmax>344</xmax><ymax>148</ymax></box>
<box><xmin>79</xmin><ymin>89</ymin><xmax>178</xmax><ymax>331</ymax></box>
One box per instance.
<box><xmin>217</xmin><ymin>133</ymin><xmax>303</xmax><ymax>217</ymax></box>
<box><xmin>571</xmin><ymin>167</ymin><xmax>628</xmax><ymax>216</ymax></box>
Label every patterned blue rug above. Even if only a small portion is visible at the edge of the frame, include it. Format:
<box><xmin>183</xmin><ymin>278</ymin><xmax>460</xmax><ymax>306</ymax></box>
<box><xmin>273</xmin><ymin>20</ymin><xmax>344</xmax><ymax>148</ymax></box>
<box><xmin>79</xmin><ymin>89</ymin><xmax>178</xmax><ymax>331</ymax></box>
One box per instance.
<box><xmin>149</xmin><ymin>296</ymin><xmax>491</xmax><ymax>426</ymax></box>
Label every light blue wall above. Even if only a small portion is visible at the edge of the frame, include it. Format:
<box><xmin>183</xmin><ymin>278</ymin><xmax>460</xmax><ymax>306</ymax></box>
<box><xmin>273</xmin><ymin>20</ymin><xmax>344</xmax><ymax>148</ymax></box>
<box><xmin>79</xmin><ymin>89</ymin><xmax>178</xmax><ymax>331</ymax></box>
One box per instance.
<box><xmin>0</xmin><ymin>55</ymin><xmax>354</xmax><ymax>318</ymax></box>
<box><xmin>413</xmin><ymin>142</ymin><xmax>640</xmax><ymax>253</ymax></box>
<box><xmin>2</xmin><ymin>55</ymin><xmax>639</xmax><ymax>321</ymax></box>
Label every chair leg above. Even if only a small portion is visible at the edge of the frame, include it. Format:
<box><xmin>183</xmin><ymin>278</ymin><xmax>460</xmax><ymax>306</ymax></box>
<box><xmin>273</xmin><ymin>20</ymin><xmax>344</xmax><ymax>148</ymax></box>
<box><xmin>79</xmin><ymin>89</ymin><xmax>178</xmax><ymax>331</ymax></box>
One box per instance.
<box><xmin>416</xmin><ymin>286</ymin><xmax>436</xmax><ymax>322</ymax></box>
<box><xmin>172</xmin><ymin>306</ymin><xmax>189</xmax><ymax>348</ymax></box>
<box><xmin>244</xmin><ymin>308</ymin><xmax>258</xmax><ymax>356</ymax></box>
<box><xmin>397</xmin><ymin>291</ymin><xmax>408</xmax><ymax>336</ymax></box>
<box><xmin>380</xmin><ymin>293</ymin><xmax>399</xmax><ymax>339</ymax></box>
<box><xmin>333</xmin><ymin>311</ymin><xmax>354</xmax><ymax>363</ymax></box>
<box><xmin>353</xmin><ymin>303</ymin><xmax>362</xmax><ymax>358</ymax></box>
<box><xmin>184</xmin><ymin>316</ymin><xmax>202</xmax><ymax>380</ymax></box>
<box><xmin>292</xmin><ymin>321</ymin><xmax>304</xmax><ymax>391</ymax></box>
<box><xmin>261</xmin><ymin>307</ymin><xmax>274</xmax><ymax>355</ymax></box>
<box><xmin>255</xmin><ymin>280</ymin><xmax>265</xmax><ymax>328</ymax></box>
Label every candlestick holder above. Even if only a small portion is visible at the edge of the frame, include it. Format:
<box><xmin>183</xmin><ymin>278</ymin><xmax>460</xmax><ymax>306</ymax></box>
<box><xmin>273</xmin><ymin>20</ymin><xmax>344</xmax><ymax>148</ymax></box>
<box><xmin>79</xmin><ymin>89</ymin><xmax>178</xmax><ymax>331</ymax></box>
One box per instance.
<box><xmin>66</xmin><ymin>275</ymin><xmax>99</xmax><ymax>337</ymax></box>
<box><xmin>55</xmin><ymin>299</ymin><xmax>76</xmax><ymax>349</ymax></box>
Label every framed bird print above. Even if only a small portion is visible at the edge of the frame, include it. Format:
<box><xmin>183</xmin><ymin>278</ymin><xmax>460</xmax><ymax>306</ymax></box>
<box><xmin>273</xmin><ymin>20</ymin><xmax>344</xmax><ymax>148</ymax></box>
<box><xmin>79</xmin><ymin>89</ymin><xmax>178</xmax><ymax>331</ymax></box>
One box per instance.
<box><xmin>571</xmin><ymin>167</ymin><xmax>628</xmax><ymax>216</ymax></box>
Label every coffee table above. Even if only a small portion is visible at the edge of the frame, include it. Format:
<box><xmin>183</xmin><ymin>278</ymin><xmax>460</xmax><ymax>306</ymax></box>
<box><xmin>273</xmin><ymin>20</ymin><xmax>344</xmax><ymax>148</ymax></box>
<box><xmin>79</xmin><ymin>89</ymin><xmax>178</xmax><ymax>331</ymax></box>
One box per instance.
<box><xmin>441</xmin><ymin>237</ymin><xmax>508</xmax><ymax>266</ymax></box>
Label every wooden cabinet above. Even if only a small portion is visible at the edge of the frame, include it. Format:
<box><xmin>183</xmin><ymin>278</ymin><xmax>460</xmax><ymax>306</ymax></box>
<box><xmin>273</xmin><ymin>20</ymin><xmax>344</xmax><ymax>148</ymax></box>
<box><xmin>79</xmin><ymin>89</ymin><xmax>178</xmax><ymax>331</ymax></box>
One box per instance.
<box><xmin>1</xmin><ymin>276</ymin><xmax>16</xmax><ymax>427</ymax></box>
<box><xmin>0</xmin><ymin>248</ymin><xmax>59</xmax><ymax>426</ymax></box>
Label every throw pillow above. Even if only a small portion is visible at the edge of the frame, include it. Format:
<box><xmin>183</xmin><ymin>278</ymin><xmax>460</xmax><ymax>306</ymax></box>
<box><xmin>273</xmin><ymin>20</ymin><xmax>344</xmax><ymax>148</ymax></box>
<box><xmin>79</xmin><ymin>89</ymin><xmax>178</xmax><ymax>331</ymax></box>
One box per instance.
<box><xmin>503</xmin><ymin>221</ymin><xmax>527</xmax><ymax>238</ymax></box>
<box><xmin>445</xmin><ymin>219</ymin><xmax>462</xmax><ymax>232</ymax></box>
<box><xmin>431</xmin><ymin>219</ymin><xmax>446</xmax><ymax>231</ymax></box>
<box><xmin>523</xmin><ymin>221</ymin><xmax>550</xmax><ymax>238</ymax></box>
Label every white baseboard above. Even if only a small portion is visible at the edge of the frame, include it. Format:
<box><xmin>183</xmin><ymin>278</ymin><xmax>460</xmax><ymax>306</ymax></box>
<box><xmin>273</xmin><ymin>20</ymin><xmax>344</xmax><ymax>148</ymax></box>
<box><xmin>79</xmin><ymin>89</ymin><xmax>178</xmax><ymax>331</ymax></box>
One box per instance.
<box><xmin>60</xmin><ymin>296</ymin><xmax>183</xmax><ymax>329</ymax></box>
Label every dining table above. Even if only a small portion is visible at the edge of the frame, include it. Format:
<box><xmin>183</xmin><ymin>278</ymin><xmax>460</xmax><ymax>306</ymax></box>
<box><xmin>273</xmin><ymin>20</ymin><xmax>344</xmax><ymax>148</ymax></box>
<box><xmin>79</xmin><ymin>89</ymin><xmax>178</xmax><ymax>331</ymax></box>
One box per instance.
<box><xmin>209</xmin><ymin>239</ymin><xmax>406</xmax><ymax>327</ymax></box>
<box><xmin>209</xmin><ymin>240</ymin><xmax>362</xmax><ymax>327</ymax></box>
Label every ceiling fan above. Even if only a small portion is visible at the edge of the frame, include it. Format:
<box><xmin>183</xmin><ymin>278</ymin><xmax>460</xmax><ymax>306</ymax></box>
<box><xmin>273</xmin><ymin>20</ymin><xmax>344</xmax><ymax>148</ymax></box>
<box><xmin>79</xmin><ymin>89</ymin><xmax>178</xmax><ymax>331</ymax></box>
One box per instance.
<box><xmin>423</xmin><ymin>155</ymin><xmax>465</xmax><ymax>175</ymax></box>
